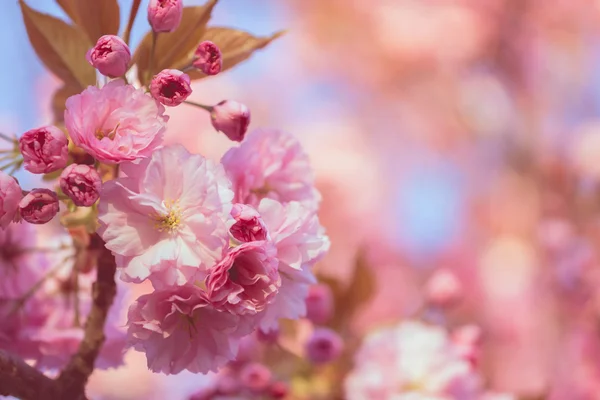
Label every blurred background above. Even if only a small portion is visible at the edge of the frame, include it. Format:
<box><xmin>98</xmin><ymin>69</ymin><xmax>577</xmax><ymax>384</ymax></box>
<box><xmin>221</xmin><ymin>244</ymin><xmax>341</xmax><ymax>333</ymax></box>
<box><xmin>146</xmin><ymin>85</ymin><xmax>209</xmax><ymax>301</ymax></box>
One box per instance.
<box><xmin>4</xmin><ymin>0</ymin><xmax>600</xmax><ymax>399</ymax></box>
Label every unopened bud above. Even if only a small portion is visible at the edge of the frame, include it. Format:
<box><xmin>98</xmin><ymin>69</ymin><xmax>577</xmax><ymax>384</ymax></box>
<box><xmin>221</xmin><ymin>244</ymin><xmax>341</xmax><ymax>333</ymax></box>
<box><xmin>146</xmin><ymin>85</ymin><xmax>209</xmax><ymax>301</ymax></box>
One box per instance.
<box><xmin>305</xmin><ymin>284</ymin><xmax>334</xmax><ymax>324</ymax></box>
<box><xmin>150</xmin><ymin>69</ymin><xmax>192</xmax><ymax>107</ymax></box>
<box><xmin>305</xmin><ymin>328</ymin><xmax>343</xmax><ymax>364</ymax></box>
<box><xmin>211</xmin><ymin>100</ymin><xmax>251</xmax><ymax>142</ymax></box>
<box><xmin>19</xmin><ymin>126</ymin><xmax>68</xmax><ymax>174</ymax></box>
<box><xmin>425</xmin><ymin>268</ymin><xmax>462</xmax><ymax>307</ymax></box>
<box><xmin>239</xmin><ymin>362</ymin><xmax>272</xmax><ymax>392</ymax></box>
<box><xmin>19</xmin><ymin>189</ymin><xmax>59</xmax><ymax>224</ymax></box>
<box><xmin>86</xmin><ymin>35</ymin><xmax>131</xmax><ymax>78</ymax></box>
<box><xmin>59</xmin><ymin>164</ymin><xmax>102</xmax><ymax>207</ymax></box>
<box><xmin>193</xmin><ymin>41</ymin><xmax>222</xmax><ymax>76</ymax></box>
<box><xmin>230</xmin><ymin>203</ymin><xmax>268</xmax><ymax>242</ymax></box>
<box><xmin>148</xmin><ymin>0</ymin><xmax>183</xmax><ymax>33</ymax></box>
<box><xmin>0</xmin><ymin>172</ymin><xmax>22</xmax><ymax>229</ymax></box>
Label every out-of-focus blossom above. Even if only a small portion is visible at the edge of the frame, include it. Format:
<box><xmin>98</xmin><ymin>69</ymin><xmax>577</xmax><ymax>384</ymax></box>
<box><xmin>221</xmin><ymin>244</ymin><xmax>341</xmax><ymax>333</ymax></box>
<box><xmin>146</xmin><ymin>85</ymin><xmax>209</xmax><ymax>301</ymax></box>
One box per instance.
<box><xmin>256</xmin><ymin>199</ymin><xmax>330</xmax><ymax>330</ymax></box>
<box><xmin>0</xmin><ymin>171</ymin><xmax>22</xmax><ymax>228</ymax></box>
<box><xmin>98</xmin><ymin>144</ymin><xmax>233</xmax><ymax>285</ymax></box>
<box><xmin>210</xmin><ymin>100</ymin><xmax>251</xmax><ymax>142</ymax></box>
<box><xmin>19</xmin><ymin>126</ymin><xmax>68</xmax><ymax>174</ymax></box>
<box><xmin>239</xmin><ymin>362</ymin><xmax>272</xmax><ymax>392</ymax></box>
<box><xmin>59</xmin><ymin>164</ymin><xmax>102</xmax><ymax>207</ymax></box>
<box><xmin>206</xmin><ymin>241</ymin><xmax>280</xmax><ymax>315</ymax></box>
<box><xmin>65</xmin><ymin>80</ymin><xmax>168</xmax><ymax>164</ymax></box>
<box><xmin>305</xmin><ymin>327</ymin><xmax>343</xmax><ymax>364</ymax></box>
<box><xmin>193</xmin><ymin>41</ymin><xmax>222</xmax><ymax>76</ymax></box>
<box><xmin>344</xmin><ymin>321</ymin><xmax>482</xmax><ymax>399</ymax></box>
<box><xmin>148</xmin><ymin>0</ymin><xmax>183</xmax><ymax>33</ymax></box>
<box><xmin>86</xmin><ymin>35</ymin><xmax>131</xmax><ymax>78</ymax></box>
<box><xmin>268</xmin><ymin>381</ymin><xmax>289</xmax><ymax>399</ymax></box>
<box><xmin>150</xmin><ymin>69</ymin><xmax>192</xmax><ymax>107</ymax></box>
<box><xmin>305</xmin><ymin>283</ymin><xmax>334</xmax><ymax>324</ymax></box>
<box><xmin>425</xmin><ymin>268</ymin><xmax>463</xmax><ymax>307</ymax></box>
<box><xmin>0</xmin><ymin>222</ymin><xmax>38</xmax><ymax>298</ymax></box>
<box><xmin>230</xmin><ymin>203</ymin><xmax>268</xmax><ymax>242</ymax></box>
<box><xmin>19</xmin><ymin>189</ymin><xmax>59</xmax><ymax>225</ymax></box>
<box><xmin>126</xmin><ymin>285</ymin><xmax>256</xmax><ymax>374</ymax></box>
<box><xmin>222</xmin><ymin>129</ymin><xmax>320</xmax><ymax>208</ymax></box>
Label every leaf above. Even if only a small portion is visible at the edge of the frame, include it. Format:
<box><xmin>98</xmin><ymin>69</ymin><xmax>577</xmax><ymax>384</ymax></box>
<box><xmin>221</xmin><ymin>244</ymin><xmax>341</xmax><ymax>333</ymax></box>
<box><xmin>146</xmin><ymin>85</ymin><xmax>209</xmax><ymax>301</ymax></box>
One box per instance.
<box><xmin>52</xmin><ymin>84</ymin><xmax>81</xmax><ymax>122</ymax></box>
<box><xmin>73</xmin><ymin>0</ymin><xmax>121</xmax><ymax>43</ymax></box>
<box><xmin>133</xmin><ymin>1</ymin><xmax>219</xmax><ymax>85</ymax></box>
<box><xmin>20</xmin><ymin>0</ymin><xmax>96</xmax><ymax>88</ymax></box>
<box><xmin>56</xmin><ymin>0</ymin><xmax>79</xmax><ymax>23</ymax></box>
<box><xmin>186</xmin><ymin>28</ymin><xmax>286</xmax><ymax>80</ymax></box>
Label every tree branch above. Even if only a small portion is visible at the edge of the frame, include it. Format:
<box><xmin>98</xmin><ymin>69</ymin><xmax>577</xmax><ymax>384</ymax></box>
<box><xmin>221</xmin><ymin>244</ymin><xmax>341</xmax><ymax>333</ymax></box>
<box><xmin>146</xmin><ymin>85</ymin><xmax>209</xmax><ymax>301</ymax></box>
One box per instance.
<box><xmin>0</xmin><ymin>237</ymin><xmax>118</xmax><ymax>400</ymax></box>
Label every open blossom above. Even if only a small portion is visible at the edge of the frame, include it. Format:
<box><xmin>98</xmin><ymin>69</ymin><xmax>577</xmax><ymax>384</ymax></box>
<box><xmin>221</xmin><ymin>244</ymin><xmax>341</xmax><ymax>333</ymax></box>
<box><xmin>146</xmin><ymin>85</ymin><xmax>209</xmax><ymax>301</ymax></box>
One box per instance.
<box><xmin>19</xmin><ymin>189</ymin><xmax>59</xmax><ymax>225</ymax></box>
<box><xmin>65</xmin><ymin>79</ymin><xmax>168</xmax><ymax>164</ymax></box>
<box><xmin>193</xmin><ymin>41</ymin><xmax>222</xmax><ymax>76</ymax></box>
<box><xmin>210</xmin><ymin>100</ymin><xmax>251</xmax><ymax>142</ymax></box>
<box><xmin>98</xmin><ymin>144</ymin><xmax>233</xmax><ymax>286</ymax></box>
<box><xmin>222</xmin><ymin>129</ymin><xmax>321</xmax><ymax>208</ymax></box>
<box><xmin>126</xmin><ymin>285</ymin><xmax>256</xmax><ymax>374</ymax></box>
<box><xmin>86</xmin><ymin>35</ymin><xmax>131</xmax><ymax>78</ymax></box>
<box><xmin>59</xmin><ymin>164</ymin><xmax>102</xmax><ymax>207</ymax></box>
<box><xmin>344</xmin><ymin>321</ymin><xmax>482</xmax><ymax>400</ymax></box>
<box><xmin>148</xmin><ymin>0</ymin><xmax>183</xmax><ymax>33</ymax></box>
<box><xmin>0</xmin><ymin>171</ymin><xmax>22</xmax><ymax>228</ymax></box>
<box><xmin>256</xmin><ymin>199</ymin><xmax>330</xmax><ymax>331</ymax></box>
<box><xmin>150</xmin><ymin>69</ymin><xmax>192</xmax><ymax>107</ymax></box>
<box><xmin>19</xmin><ymin>126</ymin><xmax>68</xmax><ymax>174</ymax></box>
<box><xmin>230</xmin><ymin>203</ymin><xmax>268</xmax><ymax>242</ymax></box>
<box><xmin>206</xmin><ymin>241</ymin><xmax>280</xmax><ymax>315</ymax></box>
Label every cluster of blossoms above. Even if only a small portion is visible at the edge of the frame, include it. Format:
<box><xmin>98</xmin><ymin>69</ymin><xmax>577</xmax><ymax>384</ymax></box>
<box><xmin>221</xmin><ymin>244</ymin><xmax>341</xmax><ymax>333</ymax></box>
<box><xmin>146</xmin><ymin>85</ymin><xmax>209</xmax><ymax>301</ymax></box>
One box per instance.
<box><xmin>0</xmin><ymin>0</ymin><xmax>329</xmax><ymax>395</ymax></box>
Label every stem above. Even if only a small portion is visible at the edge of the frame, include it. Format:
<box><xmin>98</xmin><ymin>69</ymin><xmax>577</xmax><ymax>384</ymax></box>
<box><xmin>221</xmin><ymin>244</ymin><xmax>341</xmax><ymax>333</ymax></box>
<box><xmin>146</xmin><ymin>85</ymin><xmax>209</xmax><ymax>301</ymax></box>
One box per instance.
<box><xmin>147</xmin><ymin>31</ymin><xmax>159</xmax><ymax>84</ymax></box>
<box><xmin>0</xmin><ymin>159</ymin><xmax>21</xmax><ymax>172</ymax></box>
<box><xmin>122</xmin><ymin>0</ymin><xmax>142</xmax><ymax>46</ymax></box>
<box><xmin>7</xmin><ymin>160</ymin><xmax>22</xmax><ymax>176</ymax></box>
<box><xmin>181</xmin><ymin>64</ymin><xmax>194</xmax><ymax>73</ymax></box>
<box><xmin>0</xmin><ymin>132</ymin><xmax>14</xmax><ymax>142</ymax></box>
<box><xmin>183</xmin><ymin>100</ymin><xmax>214</xmax><ymax>112</ymax></box>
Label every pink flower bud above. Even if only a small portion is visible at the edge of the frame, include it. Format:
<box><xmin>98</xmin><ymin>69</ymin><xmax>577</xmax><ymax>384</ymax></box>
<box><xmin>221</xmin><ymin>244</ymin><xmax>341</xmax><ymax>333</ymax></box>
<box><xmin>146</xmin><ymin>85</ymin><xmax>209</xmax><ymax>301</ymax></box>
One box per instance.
<box><xmin>210</xmin><ymin>100</ymin><xmax>251</xmax><ymax>142</ymax></box>
<box><xmin>268</xmin><ymin>381</ymin><xmax>289</xmax><ymax>399</ymax></box>
<box><xmin>452</xmin><ymin>324</ymin><xmax>482</xmax><ymax>367</ymax></box>
<box><xmin>193</xmin><ymin>41</ymin><xmax>222</xmax><ymax>76</ymax></box>
<box><xmin>150</xmin><ymin>69</ymin><xmax>192</xmax><ymax>107</ymax></box>
<box><xmin>215</xmin><ymin>375</ymin><xmax>240</xmax><ymax>395</ymax></box>
<box><xmin>305</xmin><ymin>328</ymin><xmax>343</xmax><ymax>364</ymax></box>
<box><xmin>19</xmin><ymin>126</ymin><xmax>68</xmax><ymax>174</ymax></box>
<box><xmin>425</xmin><ymin>268</ymin><xmax>462</xmax><ymax>307</ymax></box>
<box><xmin>19</xmin><ymin>189</ymin><xmax>59</xmax><ymax>225</ymax></box>
<box><xmin>239</xmin><ymin>362</ymin><xmax>272</xmax><ymax>392</ymax></box>
<box><xmin>148</xmin><ymin>0</ymin><xmax>183</xmax><ymax>33</ymax></box>
<box><xmin>230</xmin><ymin>203</ymin><xmax>268</xmax><ymax>242</ymax></box>
<box><xmin>305</xmin><ymin>284</ymin><xmax>334</xmax><ymax>325</ymax></box>
<box><xmin>0</xmin><ymin>172</ymin><xmax>22</xmax><ymax>229</ymax></box>
<box><xmin>59</xmin><ymin>164</ymin><xmax>102</xmax><ymax>207</ymax></box>
<box><xmin>85</xmin><ymin>35</ymin><xmax>131</xmax><ymax>78</ymax></box>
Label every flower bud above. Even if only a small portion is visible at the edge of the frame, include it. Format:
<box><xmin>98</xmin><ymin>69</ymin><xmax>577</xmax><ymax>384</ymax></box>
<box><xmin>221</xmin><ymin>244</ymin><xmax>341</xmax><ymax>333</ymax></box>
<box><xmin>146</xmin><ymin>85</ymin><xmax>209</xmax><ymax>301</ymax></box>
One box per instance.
<box><xmin>150</xmin><ymin>69</ymin><xmax>192</xmax><ymax>107</ymax></box>
<box><xmin>268</xmin><ymin>381</ymin><xmax>289</xmax><ymax>399</ymax></box>
<box><xmin>305</xmin><ymin>284</ymin><xmax>334</xmax><ymax>325</ymax></box>
<box><xmin>19</xmin><ymin>189</ymin><xmax>59</xmax><ymax>225</ymax></box>
<box><xmin>305</xmin><ymin>328</ymin><xmax>343</xmax><ymax>364</ymax></box>
<box><xmin>19</xmin><ymin>126</ymin><xmax>68</xmax><ymax>174</ymax></box>
<box><xmin>230</xmin><ymin>203</ymin><xmax>268</xmax><ymax>242</ymax></box>
<box><xmin>0</xmin><ymin>172</ymin><xmax>22</xmax><ymax>229</ymax></box>
<box><xmin>425</xmin><ymin>268</ymin><xmax>462</xmax><ymax>307</ymax></box>
<box><xmin>215</xmin><ymin>375</ymin><xmax>240</xmax><ymax>395</ymax></box>
<box><xmin>85</xmin><ymin>35</ymin><xmax>131</xmax><ymax>78</ymax></box>
<box><xmin>193</xmin><ymin>41</ymin><xmax>222</xmax><ymax>76</ymax></box>
<box><xmin>452</xmin><ymin>324</ymin><xmax>482</xmax><ymax>367</ymax></box>
<box><xmin>211</xmin><ymin>100</ymin><xmax>251</xmax><ymax>142</ymax></box>
<box><xmin>239</xmin><ymin>362</ymin><xmax>272</xmax><ymax>392</ymax></box>
<box><xmin>148</xmin><ymin>0</ymin><xmax>183</xmax><ymax>33</ymax></box>
<box><xmin>59</xmin><ymin>164</ymin><xmax>102</xmax><ymax>207</ymax></box>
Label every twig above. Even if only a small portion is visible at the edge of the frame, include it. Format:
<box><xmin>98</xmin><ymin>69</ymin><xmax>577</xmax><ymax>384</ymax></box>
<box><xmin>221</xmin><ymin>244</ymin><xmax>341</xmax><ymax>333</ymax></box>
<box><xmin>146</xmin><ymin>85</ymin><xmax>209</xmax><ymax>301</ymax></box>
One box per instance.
<box><xmin>0</xmin><ymin>350</ymin><xmax>59</xmax><ymax>399</ymax></box>
<box><xmin>183</xmin><ymin>100</ymin><xmax>213</xmax><ymax>112</ymax></box>
<box><xmin>0</xmin><ymin>132</ymin><xmax>14</xmax><ymax>143</ymax></box>
<box><xmin>122</xmin><ymin>0</ymin><xmax>142</xmax><ymax>46</ymax></box>
<box><xmin>147</xmin><ymin>31</ymin><xmax>159</xmax><ymax>83</ymax></box>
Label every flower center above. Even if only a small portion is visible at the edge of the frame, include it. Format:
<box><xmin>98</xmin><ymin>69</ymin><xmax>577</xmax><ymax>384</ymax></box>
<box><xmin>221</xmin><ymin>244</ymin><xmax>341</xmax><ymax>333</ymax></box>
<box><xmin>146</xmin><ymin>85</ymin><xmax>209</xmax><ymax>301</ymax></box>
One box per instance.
<box><xmin>153</xmin><ymin>199</ymin><xmax>182</xmax><ymax>233</ymax></box>
<box><xmin>95</xmin><ymin>124</ymin><xmax>120</xmax><ymax>140</ymax></box>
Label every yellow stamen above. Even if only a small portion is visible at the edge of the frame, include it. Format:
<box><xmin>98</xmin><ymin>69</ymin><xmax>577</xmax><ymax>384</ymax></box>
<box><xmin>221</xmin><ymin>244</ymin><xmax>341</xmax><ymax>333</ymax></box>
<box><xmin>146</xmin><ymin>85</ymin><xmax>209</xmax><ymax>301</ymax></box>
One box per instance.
<box><xmin>151</xmin><ymin>199</ymin><xmax>182</xmax><ymax>233</ymax></box>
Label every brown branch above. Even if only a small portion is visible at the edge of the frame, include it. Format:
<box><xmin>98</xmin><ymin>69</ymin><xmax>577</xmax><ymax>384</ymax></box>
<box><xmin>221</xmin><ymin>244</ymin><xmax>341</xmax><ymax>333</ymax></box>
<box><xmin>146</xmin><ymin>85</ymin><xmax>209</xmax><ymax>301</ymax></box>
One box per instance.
<box><xmin>122</xmin><ymin>0</ymin><xmax>142</xmax><ymax>45</ymax></box>
<box><xmin>0</xmin><ymin>350</ymin><xmax>59</xmax><ymax>400</ymax></box>
<box><xmin>0</xmin><ymin>237</ymin><xmax>118</xmax><ymax>400</ymax></box>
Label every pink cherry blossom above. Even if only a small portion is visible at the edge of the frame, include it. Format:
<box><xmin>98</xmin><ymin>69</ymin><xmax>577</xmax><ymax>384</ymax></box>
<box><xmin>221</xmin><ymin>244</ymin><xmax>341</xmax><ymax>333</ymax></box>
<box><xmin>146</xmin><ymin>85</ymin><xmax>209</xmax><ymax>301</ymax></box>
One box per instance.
<box><xmin>147</xmin><ymin>0</ymin><xmax>183</xmax><ymax>33</ymax></box>
<box><xmin>206</xmin><ymin>241</ymin><xmax>280</xmax><ymax>315</ymax></box>
<box><xmin>305</xmin><ymin>327</ymin><xmax>344</xmax><ymax>364</ymax></box>
<box><xmin>255</xmin><ymin>198</ymin><xmax>330</xmax><ymax>330</ymax></box>
<box><xmin>59</xmin><ymin>164</ymin><xmax>102</xmax><ymax>207</ymax></box>
<box><xmin>19</xmin><ymin>126</ymin><xmax>68</xmax><ymax>174</ymax></box>
<box><xmin>344</xmin><ymin>321</ymin><xmax>483</xmax><ymax>399</ymax></box>
<box><xmin>210</xmin><ymin>100</ymin><xmax>251</xmax><ymax>142</ymax></box>
<box><xmin>0</xmin><ymin>171</ymin><xmax>22</xmax><ymax>228</ymax></box>
<box><xmin>98</xmin><ymin>144</ymin><xmax>233</xmax><ymax>286</ymax></box>
<box><xmin>0</xmin><ymin>222</ymin><xmax>39</xmax><ymax>299</ymax></box>
<box><xmin>239</xmin><ymin>362</ymin><xmax>272</xmax><ymax>392</ymax></box>
<box><xmin>64</xmin><ymin>79</ymin><xmax>168</xmax><ymax>164</ymax></box>
<box><xmin>221</xmin><ymin>129</ymin><xmax>321</xmax><ymax>209</ymax></box>
<box><xmin>305</xmin><ymin>284</ymin><xmax>334</xmax><ymax>324</ymax></box>
<box><xmin>86</xmin><ymin>35</ymin><xmax>131</xmax><ymax>78</ymax></box>
<box><xmin>126</xmin><ymin>285</ymin><xmax>257</xmax><ymax>374</ymax></box>
<box><xmin>230</xmin><ymin>203</ymin><xmax>268</xmax><ymax>242</ymax></box>
<box><xmin>193</xmin><ymin>41</ymin><xmax>222</xmax><ymax>76</ymax></box>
